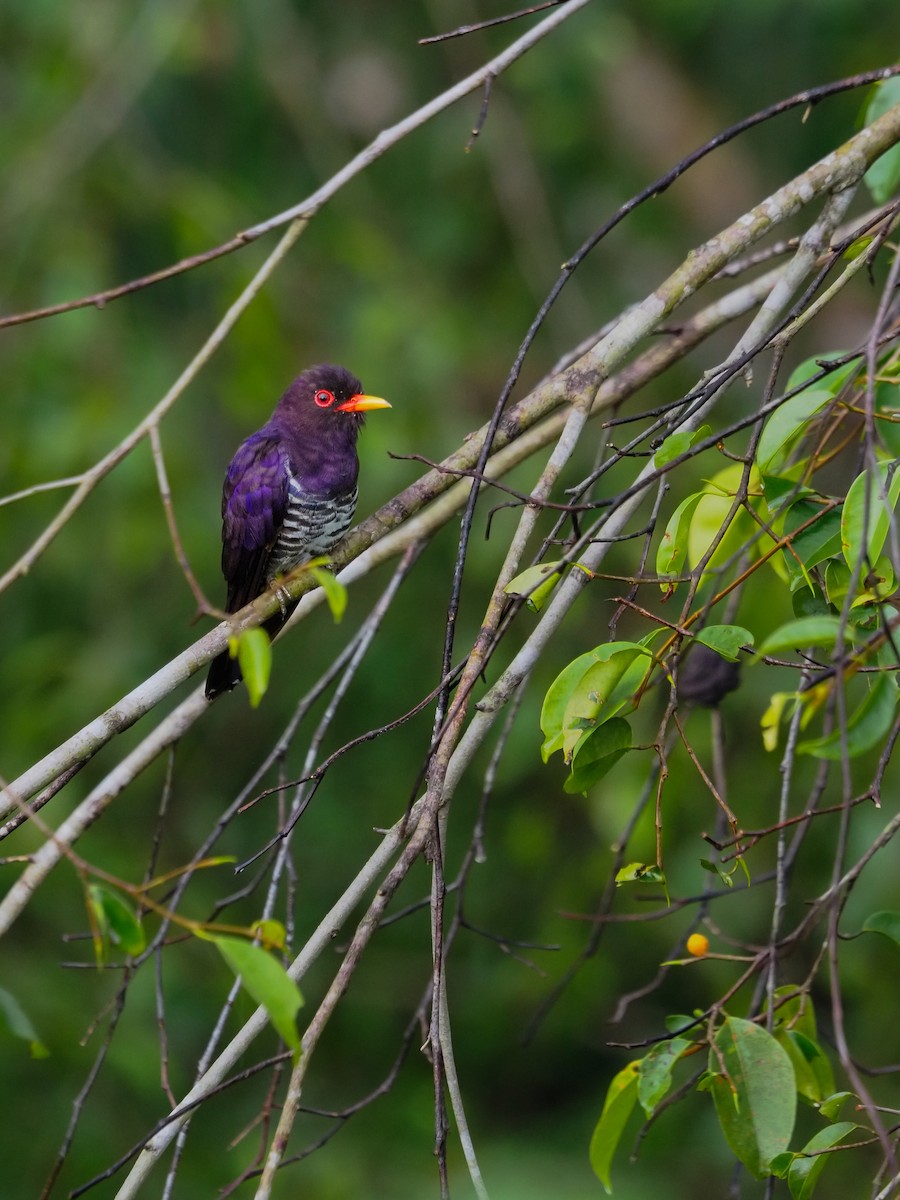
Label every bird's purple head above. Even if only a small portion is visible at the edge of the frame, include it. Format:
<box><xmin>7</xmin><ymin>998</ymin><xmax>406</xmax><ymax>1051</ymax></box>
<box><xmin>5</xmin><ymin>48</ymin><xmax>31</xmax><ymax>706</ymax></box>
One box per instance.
<box><xmin>275</xmin><ymin>364</ymin><xmax>390</xmax><ymax>436</ymax></box>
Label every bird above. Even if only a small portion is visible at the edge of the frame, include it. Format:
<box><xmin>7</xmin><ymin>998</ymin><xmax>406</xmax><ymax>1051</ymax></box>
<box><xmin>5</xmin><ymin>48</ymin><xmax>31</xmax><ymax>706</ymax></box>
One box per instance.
<box><xmin>205</xmin><ymin>363</ymin><xmax>390</xmax><ymax>700</ymax></box>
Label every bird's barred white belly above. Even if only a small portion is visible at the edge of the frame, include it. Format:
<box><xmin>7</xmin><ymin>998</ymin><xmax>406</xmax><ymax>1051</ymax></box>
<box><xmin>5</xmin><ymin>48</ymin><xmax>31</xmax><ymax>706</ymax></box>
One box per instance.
<box><xmin>267</xmin><ymin>478</ymin><xmax>358</xmax><ymax>580</ymax></box>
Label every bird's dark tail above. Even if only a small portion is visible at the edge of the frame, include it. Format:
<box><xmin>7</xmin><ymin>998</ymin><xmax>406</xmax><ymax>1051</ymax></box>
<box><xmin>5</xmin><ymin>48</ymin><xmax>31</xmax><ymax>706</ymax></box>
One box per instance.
<box><xmin>204</xmin><ymin>610</ymin><xmax>293</xmax><ymax>701</ymax></box>
<box><xmin>205</xmin><ymin>649</ymin><xmax>243</xmax><ymax>700</ymax></box>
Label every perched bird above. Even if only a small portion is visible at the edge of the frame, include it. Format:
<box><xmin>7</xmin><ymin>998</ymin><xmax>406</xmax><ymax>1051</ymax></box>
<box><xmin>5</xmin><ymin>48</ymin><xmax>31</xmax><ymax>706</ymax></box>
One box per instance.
<box><xmin>205</xmin><ymin>363</ymin><xmax>390</xmax><ymax>700</ymax></box>
<box><xmin>676</xmin><ymin>644</ymin><xmax>741</xmax><ymax>708</ymax></box>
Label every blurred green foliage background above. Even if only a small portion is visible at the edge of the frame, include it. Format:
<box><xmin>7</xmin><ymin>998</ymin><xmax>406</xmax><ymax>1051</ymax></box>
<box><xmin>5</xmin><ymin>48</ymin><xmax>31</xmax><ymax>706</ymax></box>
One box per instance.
<box><xmin>1</xmin><ymin>2</ymin><xmax>899</xmax><ymax>1197</ymax></box>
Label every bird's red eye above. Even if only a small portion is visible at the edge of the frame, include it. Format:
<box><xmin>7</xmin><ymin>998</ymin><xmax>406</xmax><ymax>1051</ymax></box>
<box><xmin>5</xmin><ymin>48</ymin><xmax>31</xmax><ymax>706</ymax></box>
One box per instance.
<box><xmin>314</xmin><ymin>389</ymin><xmax>335</xmax><ymax>408</ymax></box>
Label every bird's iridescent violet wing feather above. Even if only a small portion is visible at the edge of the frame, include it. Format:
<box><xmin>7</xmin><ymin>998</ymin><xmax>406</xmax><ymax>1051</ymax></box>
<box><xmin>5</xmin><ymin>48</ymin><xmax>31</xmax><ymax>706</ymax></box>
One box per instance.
<box><xmin>220</xmin><ymin>431</ymin><xmax>289</xmax><ymax>613</ymax></box>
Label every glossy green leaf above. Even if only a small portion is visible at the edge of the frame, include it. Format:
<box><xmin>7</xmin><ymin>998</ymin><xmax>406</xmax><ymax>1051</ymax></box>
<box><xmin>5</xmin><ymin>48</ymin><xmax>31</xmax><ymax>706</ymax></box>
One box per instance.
<box><xmin>841</xmin><ymin>461</ymin><xmax>900</xmax><ymax>575</ymax></box>
<box><xmin>88</xmin><ymin>884</ymin><xmax>146</xmax><ymax>959</ymax></box>
<box><xmin>311</xmin><ymin>566</ymin><xmax>347</xmax><ymax>623</ymax></box>
<box><xmin>589</xmin><ymin>1060</ymin><xmax>640</xmax><ymax>1193</ymax></box>
<box><xmin>864</xmin><ymin>77</ymin><xmax>900</xmax><ymax>203</ymax></box>
<box><xmin>656</xmin><ymin>492</ymin><xmax>704</xmax><ymax>592</ymax></box>
<box><xmin>235</xmin><ymin>628</ymin><xmax>272</xmax><ymax>708</ymax></box>
<box><xmin>708</xmin><ymin>1016</ymin><xmax>796</xmax><ymax>1179</ymax></box>
<box><xmin>0</xmin><ymin>987</ymin><xmax>49</xmax><ymax>1059</ymax></box>
<box><xmin>798</xmin><ymin>672</ymin><xmax>897</xmax><ymax>760</ymax></box>
<box><xmin>638</xmin><ymin>1037</ymin><xmax>691</xmax><ymax>1115</ymax></box>
<box><xmin>653</xmin><ymin>425</ymin><xmax>711</xmax><ymax>469</ymax></box>
<box><xmin>757</xmin><ymin>390</ymin><xmax>834</xmax><ymax>474</ymax></box>
<box><xmin>757</xmin><ymin>616</ymin><xmax>843</xmax><ymax>657</ymax></box>
<box><xmin>788</xmin><ymin>1121</ymin><xmax>858</xmax><ymax>1200</ymax></box>
<box><xmin>564</xmin><ymin>717</ymin><xmax>632</xmax><ymax>794</ymax></box>
<box><xmin>861</xmin><ymin>910</ymin><xmax>900</xmax><ymax>945</ymax></box>
<box><xmin>213</xmin><ymin>935</ymin><xmax>303</xmax><ymax>1054</ymax></box>
<box><xmin>695</xmin><ymin>624</ymin><xmax>753</xmax><ymax>662</ymax></box>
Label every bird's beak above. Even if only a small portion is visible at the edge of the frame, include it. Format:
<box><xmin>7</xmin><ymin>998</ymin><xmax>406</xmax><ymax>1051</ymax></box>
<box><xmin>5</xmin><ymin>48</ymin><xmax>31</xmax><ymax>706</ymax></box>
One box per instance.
<box><xmin>336</xmin><ymin>393</ymin><xmax>391</xmax><ymax>414</ymax></box>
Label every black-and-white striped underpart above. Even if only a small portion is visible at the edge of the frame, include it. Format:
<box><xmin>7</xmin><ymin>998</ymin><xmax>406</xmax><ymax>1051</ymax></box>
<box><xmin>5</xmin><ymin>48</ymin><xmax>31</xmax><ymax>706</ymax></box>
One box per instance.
<box><xmin>266</xmin><ymin>476</ymin><xmax>358</xmax><ymax>581</ymax></box>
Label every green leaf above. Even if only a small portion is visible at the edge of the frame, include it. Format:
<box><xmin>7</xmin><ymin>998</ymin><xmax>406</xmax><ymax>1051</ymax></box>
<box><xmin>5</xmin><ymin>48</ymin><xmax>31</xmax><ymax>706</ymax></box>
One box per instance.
<box><xmin>589</xmin><ymin>1060</ymin><xmax>640</xmax><ymax>1193</ymax></box>
<box><xmin>564</xmin><ymin>717</ymin><xmax>632</xmax><ymax>794</ymax></box>
<box><xmin>757</xmin><ymin>389</ymin><xmax>834</xmax><ymax>474</ymax></box>
<box><xmin>757</xmin><ymin>616</ymin><xmax>843</xmax><ymax>657</ymax></box>
<box><xmin>875</xmin><ymin>381</ymin><xmax>900</xmax><ymax>457</ymax></box>
<box><xmin>311</xmin><ymin>566</ymin><xmax>347</xmax><ymax>623</ymax></box>
<box><xmin>504</xmin><ymin>561</ymin><xmax>564</xmax><ymax>611</ymax></box>
<box><xmin>0</xmin><ymin>987</ymin><xmax>49</xmax><ymax>1059</ymax></box>
<box><xmin>761</xmin><ymin>691</ymin><xmax>796</xmax><ymax>753</ymax></box>
<box><xmin>781</xmin><ymin>502</ymin><xmax>843</xmax><ymax>593</ymax></box>
<box><xmin>213</xmin><ymin>935</ymin><xmax>303</xmax><ymax>1054</ymax></box>
<box><xmin>540</xmin><ymin>649</ymin><xmax>599</xmax><ymax>761</ymax></box>
<box><xmin>665</xmin><ymin>1014</ymin><xmax>702</xmax><ymax>1038</ymax></box>
<box><xmin>638</xmin><ymin>1038</ymin><xmax>691</xmax><ymax>1116</ymax></box>
<box><xmin>555</xmin><ymin>643</ymin><xmax>651</xmax><ymax>761</ymax></box>
<box><xmin>841</xmin><ymin>462</ymin><xmax>900</xmax><ymax>575</ymax></box>
<box><xmin>695</xmin><ymin>624</ymin><xmax>753</xmax><ymax>662</ymax></box>
<box><xmin>235</xmin><ymin>628</ymin><xmax>272</xmax><ymax>708</ymax></box>
<box><xmin>686</xmin><ymin>464</ymin><xmax>760</xmax><ymax>577</ymax></box>
<box><xmin>818</xmin><ymin>1091</ymin><xmax>855</xmax><ymax>1121</ymax></box>
<box><xmin>767</xmin><ymin>987</ymin><xmax>834</xmax><ymax>1104</ymax></box>
<box><xmin>653</xmin><ymin>425</ymin><xmax>711</xmax><ymax>469</ymax></box>
<box><xmin>708</xmin><ymin>1016</ymin><xmax>796</xmax><ymax>1180</ymax></box>
<box><xmin>615</xmin><ymin>863</ymin><xmax>668</xmax><ymax>906</ymax></box>
<box><xmin>864</xmin><ymin>78</ymin><xmax>900</xmax><ymax>203</ymax></box>
<box><xmin>798</xmin><ymin>671</ymin><xmax>897</xmax><ymax>760</ymax></box>
<box><xmin>656</xmin><ymin>492</ymin><xmax>704</xmax><ymax>593</ymax></box>
<box><xmin>784</xmin><ymin>354</ymin><xmax>856</xmax><ymax>396</ymax></box>
<box><xmin>792</xmin><ymin>587</ymin><xmax>831</xmax><ymax>620</ymax></box>
<box><xmin>861</xmin><ymin>910</ymin><xmax>900</xmax><ymax>945</ymax></box>
<box><xmin>788</xmin><ymin>1122</ymin><xmax>859</xmax><ymax>1200</ymax></box>
<box><xmin>87</xmin><ymin>884</ymin><xmax>146</xmax><ymax>959</ymax></box>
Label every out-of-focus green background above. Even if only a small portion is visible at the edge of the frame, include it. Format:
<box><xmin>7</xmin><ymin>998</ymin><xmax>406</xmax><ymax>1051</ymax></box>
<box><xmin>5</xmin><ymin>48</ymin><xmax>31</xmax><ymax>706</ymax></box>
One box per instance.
<box><xmin>1</xmin><ymin>3</ymin><xmax>898</xmax><ymax>1197</ymax></box>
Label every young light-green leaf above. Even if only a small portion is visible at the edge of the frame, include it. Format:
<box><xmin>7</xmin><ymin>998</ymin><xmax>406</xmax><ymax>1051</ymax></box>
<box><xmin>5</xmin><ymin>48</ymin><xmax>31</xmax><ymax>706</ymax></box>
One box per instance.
<box><xmin>589</xmin><ymin>1060</ymin><xmax>640</xmax><ymax>1194</ymax></box>
<box><xmin>236</xmin><ymin>628</ymin><xmax>272</xmax><ymax>708</ymax></box>
<box><xmin>213</xmin><ymin>935</ymin><xmax>303</xmax><ymax>1054</ymax></box>
<box><xmin>0</xmin><ymin>987</ymin><xmax>49</xmax><ymax>1059</ymax></box>
<box><xmin>87</xmin><ymin>885</ymin><xmax>147</xmax><ymax>958</ymax></box>
<box><xmin>708</xmin><ymin>1016</ymin><xmax>796</xmax><ymax>1180</ymax></box>
<box><xmin>311</xmin><ymin>566</ymin><xmax>347</xmax><ymax>623</ymax></box>
<box><xmin>656</xmin><ymin>492</ymin><xmax>704</xmax><ymax>593</ymax></box>
<box><xmin>504</xmin><ymin>561</ymin><xmax>564</xmax><ymax>611</ymax></box>
<box><xmin>841</xmin><ymin>461</ymin><xmax>900</xmax><ymax>576</ymax></box>
<box><xmin>653</xmin><ymin>425</ymin><xmax>711</xmax><ymax>469</ymax></box>
<box><xmin>757</xmin><ymin>390</ymin><xmax>834</xmax><ymax>474</ymax></box>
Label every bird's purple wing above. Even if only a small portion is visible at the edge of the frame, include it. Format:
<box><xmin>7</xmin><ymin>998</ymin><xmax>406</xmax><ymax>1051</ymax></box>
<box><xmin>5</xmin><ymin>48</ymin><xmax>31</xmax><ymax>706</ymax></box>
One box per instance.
<box><xmin>220</xmin><ymin>431</ymin><xmax>289</xmax><ymax>613</ymax></box>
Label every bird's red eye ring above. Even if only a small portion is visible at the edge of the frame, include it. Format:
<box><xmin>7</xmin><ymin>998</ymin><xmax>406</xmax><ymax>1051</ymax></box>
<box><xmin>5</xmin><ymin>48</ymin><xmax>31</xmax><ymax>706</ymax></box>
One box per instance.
<box><xmin>314</xmin><ymin>389</ymin><xmax>335</xmax><ymax>408</ymax></box>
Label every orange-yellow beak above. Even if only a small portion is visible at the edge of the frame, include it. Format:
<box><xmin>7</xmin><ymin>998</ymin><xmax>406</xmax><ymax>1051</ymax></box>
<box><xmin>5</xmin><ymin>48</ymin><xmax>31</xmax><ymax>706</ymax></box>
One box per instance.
<box><xmin>336</xmin><ymin>393</ymin><xmax>391</xmax><ymax>414</ymax></box>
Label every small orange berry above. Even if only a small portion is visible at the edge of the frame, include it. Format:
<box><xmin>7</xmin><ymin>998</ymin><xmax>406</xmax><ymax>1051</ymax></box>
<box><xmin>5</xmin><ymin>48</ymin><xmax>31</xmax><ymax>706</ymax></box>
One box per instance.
<box><xmin>686</xmin><ymin>933</ymin><xmax>709</xmax><ymax>957</ymax></box>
